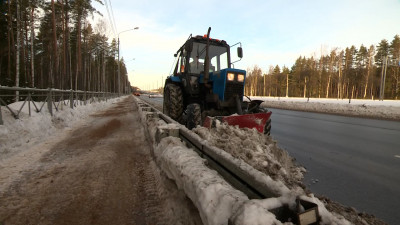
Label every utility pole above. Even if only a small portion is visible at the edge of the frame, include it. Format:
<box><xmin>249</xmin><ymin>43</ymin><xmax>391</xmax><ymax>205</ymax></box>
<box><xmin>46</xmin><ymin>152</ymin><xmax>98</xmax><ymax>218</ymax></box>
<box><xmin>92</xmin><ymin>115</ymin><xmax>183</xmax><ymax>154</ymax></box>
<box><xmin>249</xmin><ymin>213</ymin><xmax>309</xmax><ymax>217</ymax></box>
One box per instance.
<box><xmin>286</xmin><ymin>73</ymin><xmax>289</xmax><ymax>97</ymax></box>
<box><xmin>379</xmin><ymin>55</ymin><xmax>388</xmax><ymax>101</ymax></box>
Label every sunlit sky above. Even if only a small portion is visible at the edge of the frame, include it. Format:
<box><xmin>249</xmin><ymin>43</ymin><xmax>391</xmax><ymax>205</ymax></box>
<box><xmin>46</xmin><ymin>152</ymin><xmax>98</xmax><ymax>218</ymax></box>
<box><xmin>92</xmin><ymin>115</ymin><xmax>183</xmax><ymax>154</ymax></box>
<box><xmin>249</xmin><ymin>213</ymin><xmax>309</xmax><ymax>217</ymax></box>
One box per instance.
<box><xmin>92</xmin><ymin>0</ymin><xmax>400</xmax><ymax>90</ymax></box>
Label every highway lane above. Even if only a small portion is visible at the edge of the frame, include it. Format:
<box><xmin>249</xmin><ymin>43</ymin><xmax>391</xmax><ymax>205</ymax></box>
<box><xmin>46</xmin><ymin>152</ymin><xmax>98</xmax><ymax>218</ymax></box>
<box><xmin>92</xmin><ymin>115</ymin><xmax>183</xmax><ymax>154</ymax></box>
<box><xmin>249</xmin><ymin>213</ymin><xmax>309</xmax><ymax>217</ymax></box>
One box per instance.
<box><xmin>137</xmin><ymin>95</ymin><xmax>400</xmax><ymax>224</ymax></box>
<box><xmin>270</xmin><ymin>108</ymin><xmax>400</xmax><ymax>225</ymax></box>
<box><xmin>138</xmin><ymin>95</ymin><xmax>163</xmax><ymax>111</ymax></box>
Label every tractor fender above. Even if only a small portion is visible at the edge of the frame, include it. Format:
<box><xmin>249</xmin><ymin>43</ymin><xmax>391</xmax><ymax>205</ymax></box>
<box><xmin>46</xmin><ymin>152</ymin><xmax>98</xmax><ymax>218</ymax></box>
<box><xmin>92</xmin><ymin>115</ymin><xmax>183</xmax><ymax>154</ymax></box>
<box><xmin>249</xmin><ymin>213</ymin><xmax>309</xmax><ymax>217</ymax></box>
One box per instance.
<box><xmin>170</xmin><ymin>76</ymin><xmax>181</xmax><ymax>83</ymax></box>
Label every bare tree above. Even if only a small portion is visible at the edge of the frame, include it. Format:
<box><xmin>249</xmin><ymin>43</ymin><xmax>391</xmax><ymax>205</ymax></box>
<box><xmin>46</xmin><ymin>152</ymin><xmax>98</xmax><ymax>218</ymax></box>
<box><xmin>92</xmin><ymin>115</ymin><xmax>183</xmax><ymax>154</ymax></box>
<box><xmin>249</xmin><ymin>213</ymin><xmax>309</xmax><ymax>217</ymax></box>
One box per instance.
<box><xmin>364</xmin><ymin>45</ymin><xmax>375</xmax><ymax>98</ymax></box>
<box><xmin>51</xmin><ymin>0</ymin><xmax>57</xmax><ymax>88</ymax></box>
<box><xmin>30</xmin><ymin>1</ymin><xmax>36</xmax><ymax>87</ymax></box>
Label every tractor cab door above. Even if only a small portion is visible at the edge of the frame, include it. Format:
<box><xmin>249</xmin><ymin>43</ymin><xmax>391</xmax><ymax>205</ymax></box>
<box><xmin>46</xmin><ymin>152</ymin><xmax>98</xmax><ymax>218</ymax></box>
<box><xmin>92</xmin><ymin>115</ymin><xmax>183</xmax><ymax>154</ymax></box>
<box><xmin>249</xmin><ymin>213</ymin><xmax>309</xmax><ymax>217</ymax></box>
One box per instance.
<box><xmin>173</xmin><ymin>50</ymin><xmax>188</xmax><ymax>76</ymax></box>
<box><xmin>173</xmin><ymin>46</ymin><xmax>200</xmax><ymax>96</ymax></box>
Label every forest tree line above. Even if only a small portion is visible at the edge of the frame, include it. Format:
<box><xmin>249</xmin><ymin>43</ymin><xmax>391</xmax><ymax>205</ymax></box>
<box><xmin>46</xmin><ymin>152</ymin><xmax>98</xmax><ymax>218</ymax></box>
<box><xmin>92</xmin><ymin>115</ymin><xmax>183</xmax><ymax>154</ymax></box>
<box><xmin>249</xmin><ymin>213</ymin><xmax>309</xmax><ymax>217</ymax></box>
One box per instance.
<box><xmin>2</xmin><ymin>1</ymin><xmax>400</xmax><ymax>100</ymax></box>
<box><xmin>0</xmin><ymin>0</ymin><xmax>131</xmax><ymax>95</ymax></box>
<box><xmin>245</xmin><ymin>35</ymin><xmax>400</xmax><ymax>100</ymax></box>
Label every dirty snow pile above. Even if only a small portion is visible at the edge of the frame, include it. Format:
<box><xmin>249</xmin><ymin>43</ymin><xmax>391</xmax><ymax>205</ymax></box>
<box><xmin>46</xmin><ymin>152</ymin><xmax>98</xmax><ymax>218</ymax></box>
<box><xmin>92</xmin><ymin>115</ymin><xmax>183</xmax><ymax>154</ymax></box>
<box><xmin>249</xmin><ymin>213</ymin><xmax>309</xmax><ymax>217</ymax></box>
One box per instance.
<box><xmin>251</xmin><ymin>96</ymin><xmax>400</xmax><ymax>120</ymax></box>
<box><xmin>135</xmin><ymin>98</ymin><xmax>351</xmax><ymax>225</ymax></box>
<box><xmin>193</xmin><ymin>121</ymin><xmax>305</xmax><ymax>190</ymax></box>
<box><xmin>0</xmin><ymin>98</ymin><xmax>121</xmax><ymax>161</ymax></box>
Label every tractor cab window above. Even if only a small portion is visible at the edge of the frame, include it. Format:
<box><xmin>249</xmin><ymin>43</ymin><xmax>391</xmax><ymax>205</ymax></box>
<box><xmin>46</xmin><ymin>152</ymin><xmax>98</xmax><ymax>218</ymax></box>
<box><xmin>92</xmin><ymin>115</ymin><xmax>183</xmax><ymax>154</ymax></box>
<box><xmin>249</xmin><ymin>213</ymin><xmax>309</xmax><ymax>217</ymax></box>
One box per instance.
<box><xmin>189</xmin><ymin>42</ymin><xmax>228</xmax><ymax>74</ymax></box>
<box><xmin>210</xmin><ymin>51</ymin><xmax>228</xmax><ymax>72</ymax></box>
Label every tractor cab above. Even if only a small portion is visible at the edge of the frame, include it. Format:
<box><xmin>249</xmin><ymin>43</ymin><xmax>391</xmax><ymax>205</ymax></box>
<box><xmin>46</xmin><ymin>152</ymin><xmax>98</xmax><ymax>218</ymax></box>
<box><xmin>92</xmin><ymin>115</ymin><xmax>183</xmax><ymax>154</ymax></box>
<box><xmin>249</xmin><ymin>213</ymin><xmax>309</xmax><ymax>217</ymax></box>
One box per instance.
<box><xmin>170</xmin><ymin>32</ymin><xmax>246</xmax><ymax>110</ymax></box>
<box><xmin>174</xmin><ymin>35</ymin><xmax>230</xmax><ymax>75</ymax></box>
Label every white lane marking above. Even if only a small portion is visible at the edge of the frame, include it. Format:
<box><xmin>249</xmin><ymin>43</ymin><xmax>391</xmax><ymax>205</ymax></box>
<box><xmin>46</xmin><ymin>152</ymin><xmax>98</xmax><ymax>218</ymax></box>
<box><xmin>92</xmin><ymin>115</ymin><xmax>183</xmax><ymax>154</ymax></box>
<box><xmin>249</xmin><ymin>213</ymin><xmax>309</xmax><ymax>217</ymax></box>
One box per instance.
<box><xmin>395</xmin><ymin>155</ymin><xmax>400</xmax><ymax>159</ymax></box>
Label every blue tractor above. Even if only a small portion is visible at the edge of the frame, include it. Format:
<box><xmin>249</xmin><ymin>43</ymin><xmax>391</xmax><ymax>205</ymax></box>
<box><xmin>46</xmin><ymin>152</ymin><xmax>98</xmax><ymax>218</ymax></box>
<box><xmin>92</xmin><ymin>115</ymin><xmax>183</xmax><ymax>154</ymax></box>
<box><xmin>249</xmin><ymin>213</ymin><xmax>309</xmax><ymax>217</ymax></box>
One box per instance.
<box><xmin>163</xmin><ymin>27</ymin><xmax>271</xmax><ymax>134</ymax></box>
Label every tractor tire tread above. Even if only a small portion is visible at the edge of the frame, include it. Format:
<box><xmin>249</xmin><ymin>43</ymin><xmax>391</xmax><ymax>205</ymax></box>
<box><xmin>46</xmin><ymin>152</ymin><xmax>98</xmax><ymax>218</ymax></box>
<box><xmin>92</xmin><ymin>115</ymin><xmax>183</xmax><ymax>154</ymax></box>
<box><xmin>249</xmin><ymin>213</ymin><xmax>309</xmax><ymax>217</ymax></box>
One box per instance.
<box><xmin>186</xmin><ymin>103</ymin><xmax>201</xmax><ymax>130</ymax></box>
<box><xmin>164</xmin><ymin>84</ymin><xmax>183</xmax><ymax>121</ymax></box>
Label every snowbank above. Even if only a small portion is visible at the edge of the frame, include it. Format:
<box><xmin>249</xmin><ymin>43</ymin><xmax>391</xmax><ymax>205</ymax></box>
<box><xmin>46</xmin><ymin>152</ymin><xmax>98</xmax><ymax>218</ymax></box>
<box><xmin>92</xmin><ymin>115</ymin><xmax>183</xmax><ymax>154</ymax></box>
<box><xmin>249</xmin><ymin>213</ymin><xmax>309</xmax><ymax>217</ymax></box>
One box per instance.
<box><xmin>157</xmin><ymin>136</ymin><xmax>249</xmax><ymax>225</ymax></box>
<box><xmin>250</xmin><ymin>96</ymin><xmax>400</xmax><ymax>121</ymax></box>
<box><xmin>193</xmin><ymin>121</ymin><xmax>305</xmax><ymax>190</ymax></box>
<box><xmin>0</xmin><ymin>98</ymin><xmax>121</xmax><ymax>161</ymax></box>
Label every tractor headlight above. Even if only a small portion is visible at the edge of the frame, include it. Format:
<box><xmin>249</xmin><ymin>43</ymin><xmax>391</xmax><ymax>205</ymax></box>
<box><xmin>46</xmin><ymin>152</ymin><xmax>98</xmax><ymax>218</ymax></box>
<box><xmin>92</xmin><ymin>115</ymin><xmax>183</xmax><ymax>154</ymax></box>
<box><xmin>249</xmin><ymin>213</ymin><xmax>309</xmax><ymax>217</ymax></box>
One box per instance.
<box><xmin>238</xmin><ymin>74</ymin><xmax>245</xmax><ymax>82</ymax></box>
<box><xmin>227</xmin><ymin>73</ymin><xmax>235</xmax><ymax>81</ymax></box>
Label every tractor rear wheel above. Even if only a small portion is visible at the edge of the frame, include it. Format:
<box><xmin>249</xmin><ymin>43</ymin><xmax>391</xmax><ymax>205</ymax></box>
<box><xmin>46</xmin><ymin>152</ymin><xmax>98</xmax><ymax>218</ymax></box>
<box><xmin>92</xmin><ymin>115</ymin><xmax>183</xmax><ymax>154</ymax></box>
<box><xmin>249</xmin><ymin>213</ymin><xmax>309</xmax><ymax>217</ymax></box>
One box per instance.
<box><xmin>163</xmin><ymin>83</ymin><xmax>183</xmax><ymax>121</ymax></box>
<box><xmin>186</xmin><ymin>103</ymin><xmax>201</xmax><ymax>130</ymax></box>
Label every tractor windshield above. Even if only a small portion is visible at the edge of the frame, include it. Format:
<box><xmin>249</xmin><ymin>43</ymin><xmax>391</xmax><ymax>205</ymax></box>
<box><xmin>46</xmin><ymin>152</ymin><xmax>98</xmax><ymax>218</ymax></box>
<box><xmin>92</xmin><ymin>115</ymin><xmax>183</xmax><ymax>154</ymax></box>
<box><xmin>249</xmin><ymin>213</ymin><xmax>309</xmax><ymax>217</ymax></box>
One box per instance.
<box><xmin>188</xmin><ymin>42</ymin><xmax>229</xmax><ymax>74</ymax></box>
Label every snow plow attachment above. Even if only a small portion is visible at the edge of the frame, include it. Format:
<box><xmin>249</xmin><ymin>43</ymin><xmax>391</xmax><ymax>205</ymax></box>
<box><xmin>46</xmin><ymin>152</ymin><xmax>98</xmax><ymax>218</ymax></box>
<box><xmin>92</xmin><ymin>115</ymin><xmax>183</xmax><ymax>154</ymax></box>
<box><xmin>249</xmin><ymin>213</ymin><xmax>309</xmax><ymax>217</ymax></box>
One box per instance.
<box><xmin>203</xmin><ymin>112</ymin><xmax>272</xmax><ymax>135</ymax></box>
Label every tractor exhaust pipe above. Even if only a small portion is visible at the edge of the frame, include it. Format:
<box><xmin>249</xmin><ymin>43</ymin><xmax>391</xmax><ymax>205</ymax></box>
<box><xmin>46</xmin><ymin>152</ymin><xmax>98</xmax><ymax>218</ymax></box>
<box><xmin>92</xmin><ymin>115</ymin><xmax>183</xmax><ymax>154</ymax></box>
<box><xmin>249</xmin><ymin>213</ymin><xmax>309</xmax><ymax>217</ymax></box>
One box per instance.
<box><xmin>204</xmin><ymin>27</ymin><xmax>211</xmax><ymax>87</ymax></box>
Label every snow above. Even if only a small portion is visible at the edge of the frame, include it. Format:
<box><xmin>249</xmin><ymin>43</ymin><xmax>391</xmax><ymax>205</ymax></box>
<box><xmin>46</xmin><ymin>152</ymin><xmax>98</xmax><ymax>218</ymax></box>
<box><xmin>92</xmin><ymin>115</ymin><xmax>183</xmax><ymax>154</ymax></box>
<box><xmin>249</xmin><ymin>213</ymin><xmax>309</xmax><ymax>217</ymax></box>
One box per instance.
<box><xmin>0</xmin><ymin>98</ymin><xmax>121</xmax><ymax>160</ymax></box>
<box><xmin>251</xmin><ymin>96</ymin><xmax>400</xmax><ymax>107</ymax></box>
<box><xmin>249</xmin><ymin>96</ymin><xmax>400</xmax><ymax>121</ymax></box>
<box><xmin>156</xmin><ymin>136</ymin><xmax>249</xmax><ymax>225</ymax></box>
<box><xmin>193</xmin><ymin>121</ymin><xmax>305</xmax><ymax>190</ymax></box>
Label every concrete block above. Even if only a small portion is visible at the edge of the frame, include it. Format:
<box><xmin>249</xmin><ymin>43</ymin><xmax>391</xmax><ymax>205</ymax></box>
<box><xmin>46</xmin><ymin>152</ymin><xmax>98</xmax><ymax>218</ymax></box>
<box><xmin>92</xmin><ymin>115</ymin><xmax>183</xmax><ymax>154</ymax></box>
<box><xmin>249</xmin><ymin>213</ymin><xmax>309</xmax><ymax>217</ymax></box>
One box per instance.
<box><xmin>145</xmin><ymin>112</ymin><xmax>159</xmax><ymax>120</ymax></box>
<box><xmin>155</xmin><ymin>126</ymin><xmax>179</xmax><ymax>143</ymax></box>
<box><xmin>141</xmin><ymin>107</ymin><xmax>152</xmax><ymax>112</ymax></box>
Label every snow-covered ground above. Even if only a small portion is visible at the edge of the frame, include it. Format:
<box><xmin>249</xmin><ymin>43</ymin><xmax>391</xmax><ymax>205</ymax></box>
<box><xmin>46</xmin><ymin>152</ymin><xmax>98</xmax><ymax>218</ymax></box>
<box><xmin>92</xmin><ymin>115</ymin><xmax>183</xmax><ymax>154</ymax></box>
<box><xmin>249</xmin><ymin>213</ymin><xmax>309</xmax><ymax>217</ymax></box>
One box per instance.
<box><xmin>0</xmin><ymin>98</ymin><xmax>120</xmax><ymax>160</ymax></box>
<box><xmin>250</xmin><ymin>96</ymin><xmax>400</xmax><ymax>121</ymax></box>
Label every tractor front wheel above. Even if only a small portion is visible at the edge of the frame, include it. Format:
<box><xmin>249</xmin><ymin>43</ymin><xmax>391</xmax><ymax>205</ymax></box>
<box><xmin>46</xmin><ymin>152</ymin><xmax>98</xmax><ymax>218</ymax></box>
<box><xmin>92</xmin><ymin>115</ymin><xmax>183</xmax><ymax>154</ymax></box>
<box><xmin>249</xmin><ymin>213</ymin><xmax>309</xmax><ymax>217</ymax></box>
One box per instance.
<box><xmin>163</xmin><ymin>83</ymin><xmax>183</xmax><ymax>121</ymax></box>
<box><xmin>186</xmin><ymin>103</ymin><xmax>201</xmax><ymax>130</ymax></box>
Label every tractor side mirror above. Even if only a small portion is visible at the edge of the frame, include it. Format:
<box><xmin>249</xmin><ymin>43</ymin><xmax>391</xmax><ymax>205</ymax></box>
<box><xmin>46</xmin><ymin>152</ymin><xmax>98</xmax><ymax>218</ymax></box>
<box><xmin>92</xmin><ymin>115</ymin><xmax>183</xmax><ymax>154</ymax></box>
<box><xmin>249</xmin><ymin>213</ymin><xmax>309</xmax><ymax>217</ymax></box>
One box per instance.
<box><xmin>237</xmin><ymin>47</ymin><xmax>243</xmax><ymax>58</ymax></box>
<box><xmin>174</xmin><ymin>53</ymin><xmax>177</xmax><ymax>57</ymax></box>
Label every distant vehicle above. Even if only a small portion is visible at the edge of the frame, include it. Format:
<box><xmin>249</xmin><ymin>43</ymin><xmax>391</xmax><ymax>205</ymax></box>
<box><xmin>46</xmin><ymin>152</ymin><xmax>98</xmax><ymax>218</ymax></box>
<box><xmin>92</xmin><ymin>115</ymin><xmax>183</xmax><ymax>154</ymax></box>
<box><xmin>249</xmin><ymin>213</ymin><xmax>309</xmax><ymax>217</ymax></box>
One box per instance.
<box><xmin>149</xmin><ymin>94</ymin><xmax>163</xmax><ymax>98</ymax></box>
<box><xmin>133</xmin><ymin>92</ymin><xmax>140</xmax><ymax>96</ymax></box>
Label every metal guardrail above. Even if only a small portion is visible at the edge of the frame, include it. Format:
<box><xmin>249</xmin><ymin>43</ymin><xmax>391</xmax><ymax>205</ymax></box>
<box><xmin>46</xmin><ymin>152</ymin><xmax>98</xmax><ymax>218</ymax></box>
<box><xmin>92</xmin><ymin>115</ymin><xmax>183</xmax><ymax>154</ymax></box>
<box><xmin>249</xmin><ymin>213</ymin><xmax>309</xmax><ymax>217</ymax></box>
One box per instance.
<box><xmin>143</xmin><ymin>102</ymin><xmax>279</xmax><ymax>199</ymax></box>
<box><xmin>0</xmin><ymin>86</ymin><xmax>119</xmax><ymax>125</ymax></box>
<box><xmin>159</xmin><ymin>113</ymin><xmax>278</xmax><ymax>199</ymax></box>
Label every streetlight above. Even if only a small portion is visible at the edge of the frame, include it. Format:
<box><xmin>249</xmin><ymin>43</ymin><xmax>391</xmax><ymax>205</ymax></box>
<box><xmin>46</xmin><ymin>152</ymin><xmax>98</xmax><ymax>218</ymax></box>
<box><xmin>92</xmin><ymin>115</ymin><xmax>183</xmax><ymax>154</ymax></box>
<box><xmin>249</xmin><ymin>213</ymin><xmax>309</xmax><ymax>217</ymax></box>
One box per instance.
<box><xmin>118</xmin><ymin>27</ymin><xmax>139</xmax><ymax>95</ymax></box>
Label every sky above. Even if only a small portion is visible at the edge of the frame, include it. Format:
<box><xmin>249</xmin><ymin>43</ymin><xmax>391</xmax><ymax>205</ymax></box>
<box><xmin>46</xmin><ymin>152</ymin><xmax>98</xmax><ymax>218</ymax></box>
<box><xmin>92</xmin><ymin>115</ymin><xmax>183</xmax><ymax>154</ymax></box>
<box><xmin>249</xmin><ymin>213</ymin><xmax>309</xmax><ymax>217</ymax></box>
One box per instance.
<box><xmin>91</xmin><ymin>0</ymin><xmax>400</xmax><ymax>90</ymax></box>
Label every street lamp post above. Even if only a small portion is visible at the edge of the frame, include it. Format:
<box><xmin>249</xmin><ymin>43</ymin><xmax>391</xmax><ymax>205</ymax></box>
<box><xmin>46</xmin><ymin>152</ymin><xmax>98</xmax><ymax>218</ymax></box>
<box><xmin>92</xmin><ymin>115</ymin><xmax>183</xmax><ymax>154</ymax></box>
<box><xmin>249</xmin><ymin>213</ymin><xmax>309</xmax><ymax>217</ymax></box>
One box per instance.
<box><xmin>117</xmin><ymin>27</ymin><xmax>139</xmax><ymax>95</ymax></box>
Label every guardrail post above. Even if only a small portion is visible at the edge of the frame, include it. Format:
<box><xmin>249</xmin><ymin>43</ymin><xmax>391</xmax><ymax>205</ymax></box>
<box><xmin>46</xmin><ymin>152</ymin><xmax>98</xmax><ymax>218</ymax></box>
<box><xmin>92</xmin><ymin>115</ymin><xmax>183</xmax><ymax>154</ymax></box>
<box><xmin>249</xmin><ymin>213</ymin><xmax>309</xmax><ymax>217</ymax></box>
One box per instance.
<box><xmin>70</xmin><ymin>89</ymin><xmax>73</xmax><ymax>109</ymax></box>
<box><xmin>84</xmin><ymin>91</ymin><xmax>87</xmax><ymax>105</ymax></box>
<box><xmin>0</xmin><ymin>105</ymin><xmax>3</xmax><ymax>125</ymax></box>
<box><xmin>47</xmin><ymin>88</ymin><xmax>53</xmax><ymax>116</ymax></box>
<box><xmin>28</xmin><ymin>92</ymin><xmax>31</xmax><ymax>116</ymax></box>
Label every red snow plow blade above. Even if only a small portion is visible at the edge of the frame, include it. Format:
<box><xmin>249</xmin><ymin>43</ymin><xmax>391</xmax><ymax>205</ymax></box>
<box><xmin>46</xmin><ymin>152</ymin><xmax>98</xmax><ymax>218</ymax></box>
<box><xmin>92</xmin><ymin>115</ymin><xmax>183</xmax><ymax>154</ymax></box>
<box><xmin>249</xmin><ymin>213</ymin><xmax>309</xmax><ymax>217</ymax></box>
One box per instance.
<box><xmin>203</xmin><ymin>112</ymin><xmax>272</xmax><ymax>134</ymax></box>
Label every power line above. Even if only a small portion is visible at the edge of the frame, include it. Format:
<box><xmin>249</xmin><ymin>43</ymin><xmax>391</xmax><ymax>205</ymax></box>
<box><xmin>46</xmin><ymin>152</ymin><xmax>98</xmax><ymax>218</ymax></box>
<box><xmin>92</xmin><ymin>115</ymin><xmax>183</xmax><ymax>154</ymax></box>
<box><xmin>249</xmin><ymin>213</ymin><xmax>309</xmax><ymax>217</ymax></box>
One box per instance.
<box><xmin>108</xmin><ymin>0</ymin><xmax>118</xmax><ymax>34</ymax></box>
<box><xmin>103</xmin><ymin>0</ymin><xmax>117</xmax><ymax>36</ymax></box>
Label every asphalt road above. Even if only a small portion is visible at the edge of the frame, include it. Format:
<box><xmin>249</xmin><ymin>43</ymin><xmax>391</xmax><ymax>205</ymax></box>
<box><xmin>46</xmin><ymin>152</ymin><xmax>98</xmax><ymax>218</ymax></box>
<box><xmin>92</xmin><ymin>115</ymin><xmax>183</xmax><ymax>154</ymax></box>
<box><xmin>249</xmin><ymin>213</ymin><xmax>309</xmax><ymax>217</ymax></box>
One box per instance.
<box><xmin>269</xmin><ymin>108</ymin><xmax>400</xmax><ymax>225</ymax></box>
<box><xmin>139</xmin><ymin>95</ymin><xmax>164</xmax><ymax>111</ymax></box>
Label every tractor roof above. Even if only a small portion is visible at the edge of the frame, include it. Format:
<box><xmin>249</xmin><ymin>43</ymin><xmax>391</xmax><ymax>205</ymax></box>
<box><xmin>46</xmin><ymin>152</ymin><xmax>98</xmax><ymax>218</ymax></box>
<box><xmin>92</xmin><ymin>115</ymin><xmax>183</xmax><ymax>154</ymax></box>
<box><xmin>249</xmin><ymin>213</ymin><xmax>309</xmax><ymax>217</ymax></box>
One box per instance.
<box><xmin>191</xmin><ymin>35</ymin><xmax>229</xmax><ymax>46</ymax></box>
<box><xmin>176</xmin><ymin>34</ymin><xmax>229</xmax><ymax>54</ymax></box>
